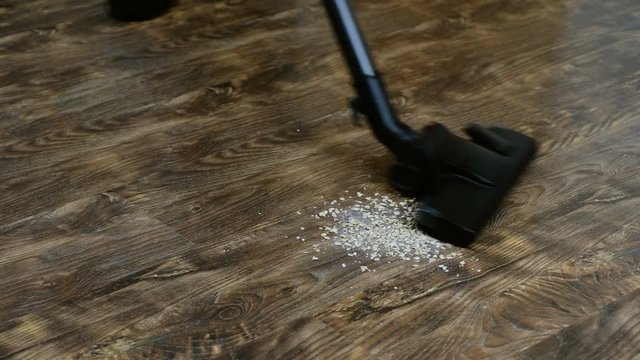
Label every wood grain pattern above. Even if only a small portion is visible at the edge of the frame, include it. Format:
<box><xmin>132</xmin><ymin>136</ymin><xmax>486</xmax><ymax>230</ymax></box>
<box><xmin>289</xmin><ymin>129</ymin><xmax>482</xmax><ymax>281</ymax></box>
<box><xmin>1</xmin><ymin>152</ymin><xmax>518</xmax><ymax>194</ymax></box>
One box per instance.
<box><xmin>1</xmin><ymin>0</ymin><xmax>639</xmax><ymax>358</ymax></box>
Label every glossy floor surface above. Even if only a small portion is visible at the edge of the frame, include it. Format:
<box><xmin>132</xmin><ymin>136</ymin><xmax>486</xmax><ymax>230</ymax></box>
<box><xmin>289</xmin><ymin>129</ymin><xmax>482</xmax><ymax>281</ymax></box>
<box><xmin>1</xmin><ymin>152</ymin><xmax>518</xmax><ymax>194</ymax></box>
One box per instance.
<box><xmin>1</xmin><ymin>0</ymin><xmax>639</xmax><ymax>359</ymax></box>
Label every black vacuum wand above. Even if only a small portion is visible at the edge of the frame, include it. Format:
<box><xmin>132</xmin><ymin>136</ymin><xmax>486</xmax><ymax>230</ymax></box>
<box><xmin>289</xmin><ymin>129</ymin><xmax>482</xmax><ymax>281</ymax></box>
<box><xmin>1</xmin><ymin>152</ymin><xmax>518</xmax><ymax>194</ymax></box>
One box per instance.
<box><xmin>323</xmin><ymin>0</ymin><xmax>536</xmax><ymax>247</ymax></box>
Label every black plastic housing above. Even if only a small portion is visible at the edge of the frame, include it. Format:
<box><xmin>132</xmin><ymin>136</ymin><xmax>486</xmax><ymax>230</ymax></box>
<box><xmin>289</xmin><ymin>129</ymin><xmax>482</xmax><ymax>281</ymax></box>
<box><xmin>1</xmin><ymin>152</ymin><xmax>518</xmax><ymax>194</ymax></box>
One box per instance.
<box><xmin>393</xmin><ymin>124</ymin><xmax>535</xmax><ymax>247</ymax></box>
<box><xmin>108</xmin><ymin>0</ymin><xmax>172</xmax><ymax>21</ymax></box>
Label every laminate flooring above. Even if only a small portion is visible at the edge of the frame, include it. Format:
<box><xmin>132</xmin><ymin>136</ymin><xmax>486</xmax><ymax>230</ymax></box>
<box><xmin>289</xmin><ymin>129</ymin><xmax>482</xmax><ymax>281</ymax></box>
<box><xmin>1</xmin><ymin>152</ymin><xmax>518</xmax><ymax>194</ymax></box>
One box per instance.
<box><xmin>1</xmin><ymin>0</ymin><xmax>639</xmax><ymax>358</ymax></box>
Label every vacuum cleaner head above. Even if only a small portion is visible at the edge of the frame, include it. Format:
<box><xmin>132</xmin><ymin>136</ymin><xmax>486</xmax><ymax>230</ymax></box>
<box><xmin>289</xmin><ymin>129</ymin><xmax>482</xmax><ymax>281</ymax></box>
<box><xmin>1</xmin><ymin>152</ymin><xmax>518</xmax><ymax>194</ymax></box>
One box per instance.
<box><xmin>390</xmin><ymin>123</ymin><xmax>535</xmax><ymax>247</ymax></box>
<box><xmin>323</xmin><ymin>0</ymin><xmax>535</xmax><ymax>247</ymax></box>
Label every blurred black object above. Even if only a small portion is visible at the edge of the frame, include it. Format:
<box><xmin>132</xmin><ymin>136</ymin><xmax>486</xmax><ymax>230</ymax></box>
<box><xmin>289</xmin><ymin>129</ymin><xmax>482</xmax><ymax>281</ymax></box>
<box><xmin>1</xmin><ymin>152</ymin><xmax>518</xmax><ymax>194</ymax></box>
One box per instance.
<box><xmin>109</xmin><ymin>0</ymin><xmax>173</xmax><ymax>21</ymax></box>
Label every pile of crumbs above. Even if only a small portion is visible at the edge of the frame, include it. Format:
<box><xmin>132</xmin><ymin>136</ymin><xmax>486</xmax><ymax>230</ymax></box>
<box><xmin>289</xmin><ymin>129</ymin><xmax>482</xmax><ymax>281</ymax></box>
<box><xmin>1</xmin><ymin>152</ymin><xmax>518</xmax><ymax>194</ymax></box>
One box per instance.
<box><xmin>293</xmin><ymin>189</ymin><xmax>477</xmax><ymax>273</ymax></box>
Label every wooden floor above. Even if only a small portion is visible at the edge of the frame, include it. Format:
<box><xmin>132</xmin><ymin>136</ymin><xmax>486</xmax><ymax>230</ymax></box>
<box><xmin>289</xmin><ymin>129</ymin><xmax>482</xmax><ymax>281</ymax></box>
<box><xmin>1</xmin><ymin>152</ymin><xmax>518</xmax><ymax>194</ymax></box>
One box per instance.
<box><xmin>2</xmin><ymin>0</ymin><xmax>640</xmax><ymax>358</ymax></box>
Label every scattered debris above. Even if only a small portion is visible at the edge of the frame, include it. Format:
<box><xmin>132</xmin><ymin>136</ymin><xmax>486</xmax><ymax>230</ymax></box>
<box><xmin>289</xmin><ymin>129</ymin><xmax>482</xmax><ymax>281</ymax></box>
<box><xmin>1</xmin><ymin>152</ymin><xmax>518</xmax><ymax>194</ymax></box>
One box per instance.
<box><xmin>328</xmin><ymin>192</ymin><xmax>459</xmax><ymax>261</ymax></box>
<box><xmin>295</xmin><ymin>189</ymin><xmax>468</xmax><ymax>274</ymax></box>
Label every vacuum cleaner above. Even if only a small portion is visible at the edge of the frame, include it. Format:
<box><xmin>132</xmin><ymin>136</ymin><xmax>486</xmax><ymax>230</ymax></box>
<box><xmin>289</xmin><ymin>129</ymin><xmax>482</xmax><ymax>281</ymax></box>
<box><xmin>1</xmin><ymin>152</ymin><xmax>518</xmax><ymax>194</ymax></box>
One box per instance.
<box><xmin>108</xmin><ymin>0</ymin><xmax>172</xmax><ymax>21</ymax></box>
<box><xmin>323</xmin><ymin>0</ymin><xmax>536</xmax><ymax>247</ymax></box>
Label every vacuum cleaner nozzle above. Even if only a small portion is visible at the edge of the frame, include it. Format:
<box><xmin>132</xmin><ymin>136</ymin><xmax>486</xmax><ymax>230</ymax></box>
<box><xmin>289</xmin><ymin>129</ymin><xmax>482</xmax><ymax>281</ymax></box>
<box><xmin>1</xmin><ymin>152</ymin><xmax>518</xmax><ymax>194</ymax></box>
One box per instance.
<box><xmin>323</xmin><ymin>0</ymin><xmax>536</xmax><ymax>246</ymax></box>
<box><xmin>391</xmin><ymin>123</ymin><xmax>535</xmax><ymax>247</ymax></box>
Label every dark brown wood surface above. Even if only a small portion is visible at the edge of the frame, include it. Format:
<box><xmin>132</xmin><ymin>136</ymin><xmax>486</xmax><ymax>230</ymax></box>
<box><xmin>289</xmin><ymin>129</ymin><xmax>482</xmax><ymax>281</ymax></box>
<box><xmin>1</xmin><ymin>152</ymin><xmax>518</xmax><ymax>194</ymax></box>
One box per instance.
<box><xmin>1</xmin><ymin>0</ymin><xmax>639</xmax><ymax>358</ymax></box>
